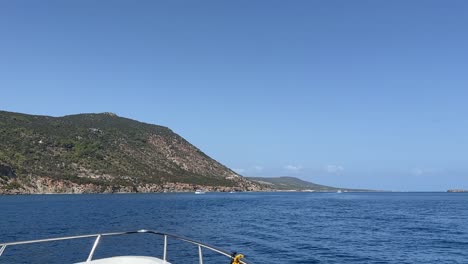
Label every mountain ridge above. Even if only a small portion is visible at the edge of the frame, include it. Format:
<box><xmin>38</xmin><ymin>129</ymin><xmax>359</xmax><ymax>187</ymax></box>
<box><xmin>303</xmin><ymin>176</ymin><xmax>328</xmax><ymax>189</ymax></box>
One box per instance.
<box><xmin>0</xmin><ymin>110</ymin><xmax>261</xmax><ymax>194</ymax></box>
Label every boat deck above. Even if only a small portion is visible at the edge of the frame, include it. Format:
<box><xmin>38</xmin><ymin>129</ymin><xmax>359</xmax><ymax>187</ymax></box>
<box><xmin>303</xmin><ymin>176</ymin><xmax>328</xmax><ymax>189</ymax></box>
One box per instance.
<box><xmin>0</xmin><ymin>229</ymin><xmax>249</xmax><ymax>264</ymax></box>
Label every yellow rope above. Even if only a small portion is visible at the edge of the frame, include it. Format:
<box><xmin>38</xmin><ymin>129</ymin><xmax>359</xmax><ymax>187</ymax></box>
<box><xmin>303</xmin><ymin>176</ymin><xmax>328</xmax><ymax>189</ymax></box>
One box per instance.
<box><xmin>231</xmin><ymin>254</ymin><xmax>244</xmax><ymax>264</ymax></box>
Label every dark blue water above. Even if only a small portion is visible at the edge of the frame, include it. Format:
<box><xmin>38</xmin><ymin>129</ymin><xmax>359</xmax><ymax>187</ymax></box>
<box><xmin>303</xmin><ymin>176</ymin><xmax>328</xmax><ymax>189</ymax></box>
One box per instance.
<box><xmin>0</xmin><ymin>192</ymin><xmax>467</xmax><ymax>263</ymax></box>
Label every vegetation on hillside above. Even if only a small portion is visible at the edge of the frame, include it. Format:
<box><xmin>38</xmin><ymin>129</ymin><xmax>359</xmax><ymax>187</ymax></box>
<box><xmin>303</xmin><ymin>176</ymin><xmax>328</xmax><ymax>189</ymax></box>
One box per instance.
<box><xmin>0</xmin><ymin>110</ymin><xmax>247</xmax><ymax>191</ymax></box>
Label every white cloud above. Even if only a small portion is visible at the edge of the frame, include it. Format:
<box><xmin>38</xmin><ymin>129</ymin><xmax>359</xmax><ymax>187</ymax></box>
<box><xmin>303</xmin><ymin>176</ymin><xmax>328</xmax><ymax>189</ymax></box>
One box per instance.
<box><xmin>411</xmin><ymin>168</ymin><xmax>436</xmax><ymax>176</ymax></box>
<box><xmin>324</xmin><ymin>164</ymin><xmax>344</xmax><ymax>174</ymax></box>
<box><xmin>233</xmin><ymin>168</ymin><xmax>245</xmax><ymax>174</ymax></box>
<box><xmin>284</xmin><ymin>165</ymin><xmax>303</xmax><ymax>172</ymax></box>
<box><xmin>232</xmin><ymin>165</ymin><xmax>264</xmax><ymax>175</ymax></box>
<box><xmin>253</xmin><ymin>165</ymin><xmax>263</xmax><ymax>172</ymax></box>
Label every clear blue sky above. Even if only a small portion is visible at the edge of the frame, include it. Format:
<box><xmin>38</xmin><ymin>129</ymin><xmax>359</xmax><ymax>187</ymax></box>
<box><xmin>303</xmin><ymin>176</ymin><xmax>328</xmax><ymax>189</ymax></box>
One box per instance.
<box><xmin>1</xmin><ymin>1</ymin><xmax>467</xmax><ymax>191</ymax></box>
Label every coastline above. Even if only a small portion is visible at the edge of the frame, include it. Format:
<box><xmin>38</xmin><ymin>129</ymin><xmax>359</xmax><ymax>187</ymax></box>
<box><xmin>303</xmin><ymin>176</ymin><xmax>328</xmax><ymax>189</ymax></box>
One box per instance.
<box><xmin>0</xmin><ymin>176</ymin><xmax>265</xmax><ymax>195</ymax></box>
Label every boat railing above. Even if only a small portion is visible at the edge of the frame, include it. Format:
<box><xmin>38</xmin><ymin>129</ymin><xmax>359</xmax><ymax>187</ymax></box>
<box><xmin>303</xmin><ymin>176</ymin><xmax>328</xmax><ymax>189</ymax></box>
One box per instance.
<box><xmin>0</xmin><ymin>229</ymin><xmax>250</xmax><ymax>264</ymax></box>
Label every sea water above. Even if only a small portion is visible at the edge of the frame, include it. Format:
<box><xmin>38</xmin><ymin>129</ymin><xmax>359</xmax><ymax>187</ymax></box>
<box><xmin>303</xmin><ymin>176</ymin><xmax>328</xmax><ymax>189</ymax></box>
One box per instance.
<box><xmin>0</xmin><ymin>192</ymin><xmax>467</xmax><ymax>263</ymax></box>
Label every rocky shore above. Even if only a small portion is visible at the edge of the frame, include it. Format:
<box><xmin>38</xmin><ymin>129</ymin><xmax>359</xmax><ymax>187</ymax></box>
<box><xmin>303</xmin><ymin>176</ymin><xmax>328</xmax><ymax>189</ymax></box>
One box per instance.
<box><xmin>0</xmin><ymin>176</ymin><xmax>264</xmax><ymax>195</ymax></box>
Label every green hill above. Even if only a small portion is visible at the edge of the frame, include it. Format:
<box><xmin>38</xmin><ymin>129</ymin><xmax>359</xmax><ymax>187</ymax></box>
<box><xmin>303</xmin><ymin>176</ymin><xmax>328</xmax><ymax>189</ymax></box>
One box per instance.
<box><xmin>247</xmin><ymin>176</ymin><xmax>366</xmax><ymax>191</ymax></box>
<box><xmin>0</xmin><ymin>110</ymin><xmax>259</xmax><ymax>194</ymax></box>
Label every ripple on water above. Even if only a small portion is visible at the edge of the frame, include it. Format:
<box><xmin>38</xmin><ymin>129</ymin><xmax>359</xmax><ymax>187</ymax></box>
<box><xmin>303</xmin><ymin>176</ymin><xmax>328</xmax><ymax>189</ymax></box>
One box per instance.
<box><xmin>0</xmin><ymin>192</ymin><xmax>467</xmax><ymax>264</ymax></box>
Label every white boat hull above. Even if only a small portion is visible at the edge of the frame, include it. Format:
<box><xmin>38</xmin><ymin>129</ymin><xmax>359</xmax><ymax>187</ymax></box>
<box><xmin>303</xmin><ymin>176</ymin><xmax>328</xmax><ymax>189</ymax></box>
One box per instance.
<box><xmin>76</xmin><ymin>256</ymin><xmax>170</xmax><ymax>264</ymax></box>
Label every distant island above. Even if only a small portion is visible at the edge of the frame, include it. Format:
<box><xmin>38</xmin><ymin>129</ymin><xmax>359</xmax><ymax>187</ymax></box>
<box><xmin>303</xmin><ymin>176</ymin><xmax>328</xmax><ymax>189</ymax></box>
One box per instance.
<box><xmin>0</xmin><ymin>110</ymin><xmax>359</xmax><ymax>194</ymax></box>
<box><xmin>247</xmin><ymin>176</ymin><xmax>372</xmax><ymax>192</ymax></box>
<box><xmin>447</xmin><ymin>189</ymin><xmax>468</xmax><ymax>193</ymax></box>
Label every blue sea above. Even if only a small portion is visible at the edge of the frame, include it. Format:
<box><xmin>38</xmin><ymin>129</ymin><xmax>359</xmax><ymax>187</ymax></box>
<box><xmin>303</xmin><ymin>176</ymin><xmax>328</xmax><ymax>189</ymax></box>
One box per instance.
<box><xmin>0</xmin><ymin>192</ymin><xmax>467</xmax><ymax>263</ymax></box>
